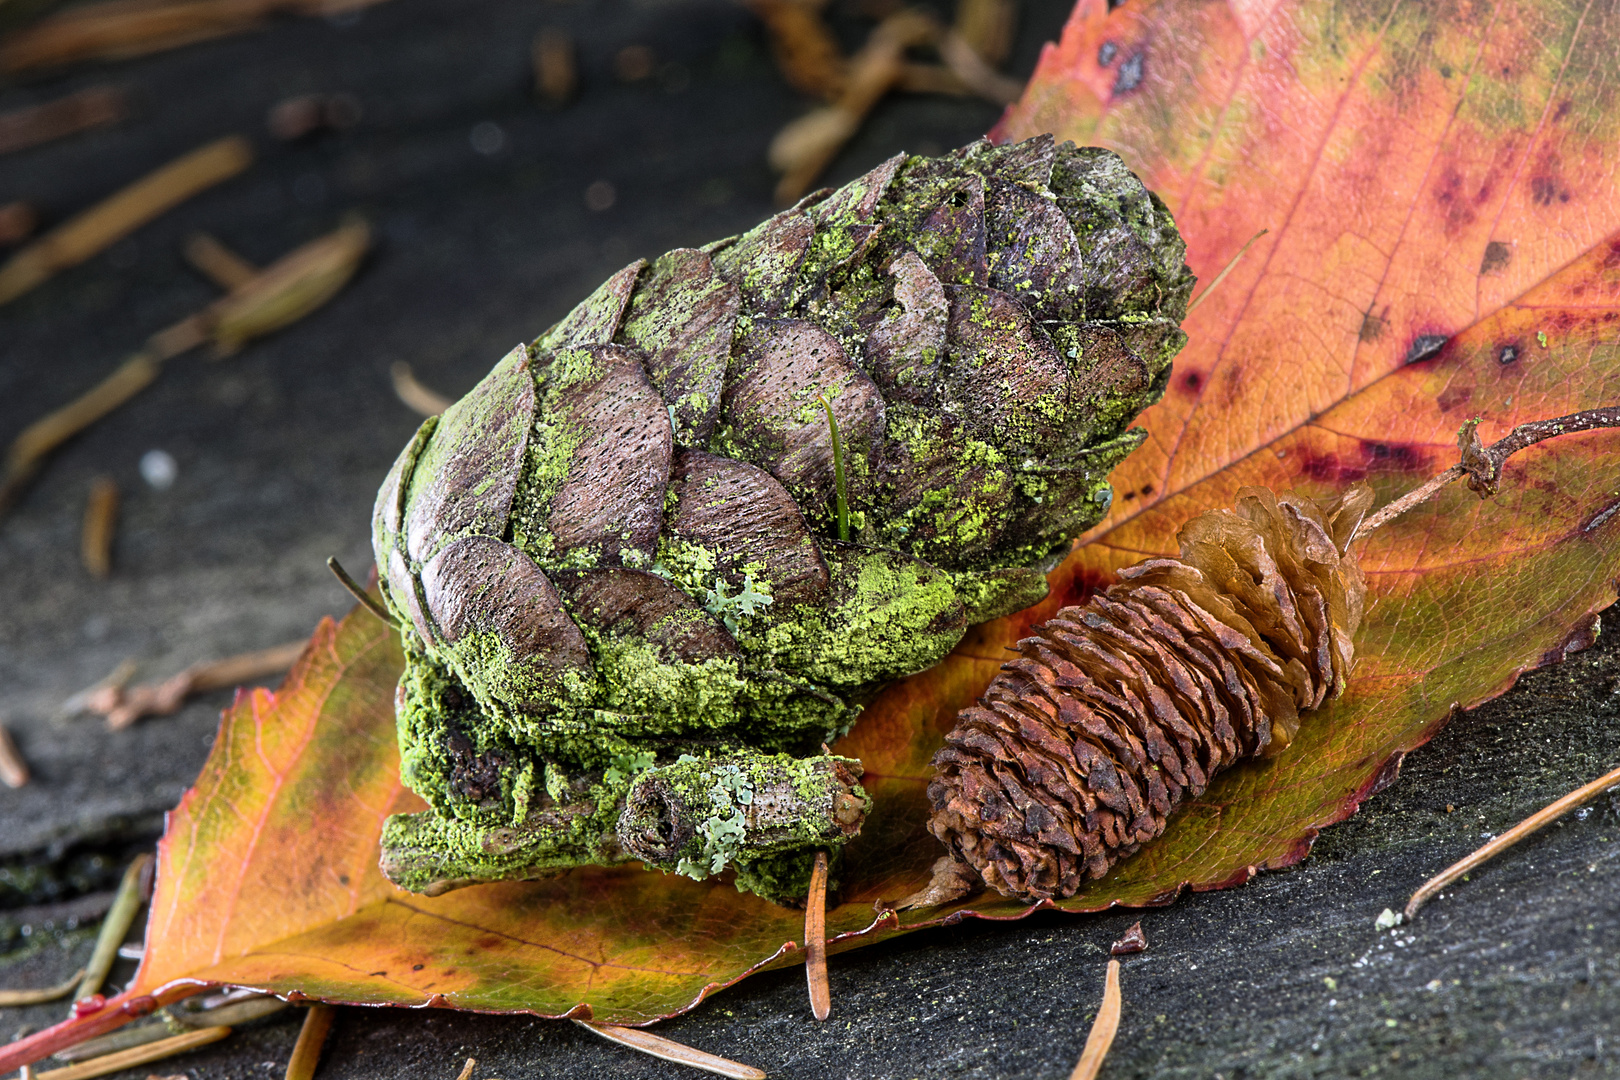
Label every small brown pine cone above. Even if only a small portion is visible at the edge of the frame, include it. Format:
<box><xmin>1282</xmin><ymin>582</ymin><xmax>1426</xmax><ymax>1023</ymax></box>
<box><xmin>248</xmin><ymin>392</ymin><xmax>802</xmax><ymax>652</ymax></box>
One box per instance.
<box><xmin>927</xmin><ymin>483</ymin><xmax>1374</xmax><ymax>901</ymax></box>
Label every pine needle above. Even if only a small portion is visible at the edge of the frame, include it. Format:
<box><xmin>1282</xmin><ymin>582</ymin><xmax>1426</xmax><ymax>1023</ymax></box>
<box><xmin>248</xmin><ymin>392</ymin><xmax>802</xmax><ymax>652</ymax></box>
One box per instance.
<box><xmin>806</xmin><ymin>849</ymin><xmax>831</xmax><ymax>1020</ymax></box>
<box><xmin>1406</xmin><ymin>761</ymin><xmax>1620</xmax><ymax>920</ymax></box>
<box><xmin>73</xmin><ymin>854</ymin><xmax>152</xmax><ymax>1007</ymax></box>
<box><xmin>0</xmin><ymin>970</ymin><xmax>84</xmax><ymax>1008</ymax></box>
<box><xmin>31</xmin><ymin>1026</ymin><xmax>229</xmax><ymax>1080</ymax></box>
<box><xmin>1184</xmin><ymin>230</ymin><xmax>1267</xmax><ymax>315</ymax></box>
<box><xmin>576</xmin><ymin>1022</ymin><xmax>765</xmax><ymax>1080</ymax></box>
<box><xmin>283</xmin><ymin>1004</ymin><xmax>334</xmax><ymax>1080</ymax></box>
<box><xmin>1068</xmin><ymin>960</ymin><xmax>1121</xmax><ymax>1080</ymax></box>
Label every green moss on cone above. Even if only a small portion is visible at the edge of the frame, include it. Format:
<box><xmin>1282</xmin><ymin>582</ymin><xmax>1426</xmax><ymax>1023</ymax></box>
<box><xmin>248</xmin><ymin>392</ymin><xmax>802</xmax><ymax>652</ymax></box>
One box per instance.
<box><xmin>370</xmin><ymin>136</ymin><xmax>1193</xmax><ymax>902</ymax></box>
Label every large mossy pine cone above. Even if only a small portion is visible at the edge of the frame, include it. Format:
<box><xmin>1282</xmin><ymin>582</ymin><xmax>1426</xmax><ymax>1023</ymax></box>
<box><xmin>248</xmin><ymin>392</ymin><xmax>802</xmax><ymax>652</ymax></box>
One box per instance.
<box><xmin>371</xmin><ymin>135</ymin><xmax>1194</xmax><ymax>902</ymax></box>
<box><xmin>929</xmin><ymin>484</ymin><xmax>1375</xmax><ymax>901</ymax></box>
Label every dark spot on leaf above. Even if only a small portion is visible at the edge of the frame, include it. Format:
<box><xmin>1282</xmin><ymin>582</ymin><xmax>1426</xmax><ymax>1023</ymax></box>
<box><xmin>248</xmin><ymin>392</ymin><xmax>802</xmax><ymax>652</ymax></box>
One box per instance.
<box><xmin>1361</xmin><ymin>440</ymin><xmax>1426</xmax><ymax>473</ymax></box>
<box><xmin>1498</xmin><ymin>344</ymin><xmax>1518</xmax><ymax>365</ymax></box>
<box><xmin>339</xmin><ymin>874</ymin><xmax>350</xmax><ymax>886</ymax></box>
<box><xmin>412</xmin><ymin>964</ymin><xmax>425</xmax><ymax>971</ymax></box>
<box><xmin>1055</xmin><ymin>566</ymin><xmax>1112</xmax><ymax>609</ymax></box>
<box><xmin>1439</xmin><ymin>65</ymin><xmax>1452</xmax><ymax>78</ymax></box>
<box><xmin>1098</xmin><ymin>41</ymin><xmax>1117</xmax><ymax>66</ymax></box>
<box><xmin>1553</xmin><ymin>99</ymin><xmax>1572</xmax><ymax>122</ymax></box>
<box><xmin>1404</xmin><ymin>334</ymin><xmax>1448</xmax><ymax>365</ymax></box>
<box><xmin>1182</xmin><ymin>371</ymin><xmax>1202</xmax><ymax>392</ymax></box>
<box><xmin>1301</xmin><ymin>451</ymin><xmax>1357</xmax><ymax>484</ymax></box>
<box><xmin>1358</xmin><ymin>311</ymin><xmax>1385</xmax><ymax>342</ymax></box>
<box><xmin>1434</xmin><ymin>169</ymin><xmax>1475</xmax><ymax>233</ymax></box>
<box><xmin>1530</xmin><ymin>174</ymin><xmax>1568</xmax><ymax>206</ymax></box>
<box><xmin>369</xmin><ymin>971</ymin><xmax>387</xmax><ymax>977</ymax></box>
<box><xmin>1140</xmin><ymin>483</ymin><xmax>1154</xmax><ymax>496</ymax></box>
<box><xmin>1479</xmin><ymin>241</ymin><xmax>1511</xmax><ymax>276</ymax></box>
<box><xmin>1113</xmin><ymin>52</ymin><xmax>1144</xmax><ymax>95</ymax></box>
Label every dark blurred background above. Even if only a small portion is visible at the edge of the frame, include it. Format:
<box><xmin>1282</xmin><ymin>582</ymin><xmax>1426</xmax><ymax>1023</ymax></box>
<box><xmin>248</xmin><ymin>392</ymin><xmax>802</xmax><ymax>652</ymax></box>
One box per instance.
<box><xmin>2</xmin><ymin>2</ymin><xmax>1617</xmax><ymax>1078</ymax></box>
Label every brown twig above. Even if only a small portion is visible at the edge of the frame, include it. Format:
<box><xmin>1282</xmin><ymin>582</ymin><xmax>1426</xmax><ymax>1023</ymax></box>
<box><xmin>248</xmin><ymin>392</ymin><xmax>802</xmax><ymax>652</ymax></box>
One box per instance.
<box><xmin>0</xmin><ymin>0</ymin><xmax>394</xmax><ymax>73</ymax></box>
<box><xmin>806</xmin><ymin>849</ymin><xmax>831</xmax><ymax>1020</ymax></box>
<box><xmin>0</xmin><ymin>86</ymin><xmax>128</xmax><ymax>156</ymax></box>
<box><xmin>575</xmin><ymin>1023</ymin><xmax>766</xmax><ymax>1080</ymax></box>
<box><xmin>283</xmin><ymin>1004</ymin><xmax>333</xmax><ymax>1080</ymax></box>
<box><xmin>30</xmin><ymin>1026</ymin><xmax>229</xmax><ymax>1080</ymax></box>
<box><xmin>78</xmin><ymin>641</ymin><xmax>306</xmax><ymax>730</ymax></box>
<box><xmin>0</xmin><ymin>970</ymin><xmax>85</xmax><ymax>1008</ymax></box>
<box><xmin>390</xmin><ymin>361</ymin><xmax>451</xmax><ymax>416</ymax></box>
<box><xmin>768</xmin><ymin>9</ymin><xmax>939</xmax><ymax>203</ymax></box>
<box><xmin>744</xmin><ymin>0</ymin><xmax>845</xmax><ymax>100</ymax></box>
<box><xmin>1068</xmin><ymin>959</ymin><xmax>1121</xmax><ymax>1080</ymax></box>
<box><xmin>1405</xmin><ymin>761</ymin><xmax>1620</xmax><ymax>921</ymax></box>
<box><xmin>73</xmin><ymin>854</ymin><xmax>153</xmax><ymax>1006</ymax></box>
<box><xmin>0</xmin><ymin>719</ymin><xmax>29</xmax><ymax>788</ymax></box>
<box><xmin>182</xmin><ymin>232</ymin><xmax>258</xmax><ymax>289</ymax></box>
<box><xmin>0</xmin><ymin>135</ymin><xmax>253</xmax><ymax>306</ymax></box>
<box><xmin>1357</xmin><ymin>407</ymin><xmax>1620</xmax><ymax>539</ymax></box>
<box><xmin>80</xmin><ymin>476</ymin><xmax>119</xmax><ymax>578</ymax></box>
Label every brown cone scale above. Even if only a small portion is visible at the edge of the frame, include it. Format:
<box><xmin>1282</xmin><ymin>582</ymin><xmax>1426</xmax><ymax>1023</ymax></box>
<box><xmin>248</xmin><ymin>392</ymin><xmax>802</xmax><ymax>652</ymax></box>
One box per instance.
<box><xmin>927</xmin><ymin>483</ymin><xmax>1374</xmax><ymax>901</ymax></box>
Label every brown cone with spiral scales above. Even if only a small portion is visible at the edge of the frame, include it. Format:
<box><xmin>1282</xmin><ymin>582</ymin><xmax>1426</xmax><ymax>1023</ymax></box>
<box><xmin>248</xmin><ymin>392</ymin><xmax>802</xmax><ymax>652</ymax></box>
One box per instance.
<box><xmin>927</xmin><ymin>482</ymin><xmax>1375</xmax><ymax>901</ymax></box>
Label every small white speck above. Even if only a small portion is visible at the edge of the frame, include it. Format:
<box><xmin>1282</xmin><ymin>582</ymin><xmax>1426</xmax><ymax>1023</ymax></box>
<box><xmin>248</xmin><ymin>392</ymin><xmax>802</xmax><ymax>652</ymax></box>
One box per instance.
<box><xmin>139</xmin><ymin>449</ymin><xmax>178</xmax><ymax>490</ymax></box>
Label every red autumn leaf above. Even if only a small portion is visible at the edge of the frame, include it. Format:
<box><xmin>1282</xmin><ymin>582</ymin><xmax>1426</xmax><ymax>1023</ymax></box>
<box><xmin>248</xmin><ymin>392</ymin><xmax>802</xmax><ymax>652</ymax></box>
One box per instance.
<box><xmin>4</xmin><ymin>0</ymin><xmax>1619</xmax><ymax>1064</ymax></box>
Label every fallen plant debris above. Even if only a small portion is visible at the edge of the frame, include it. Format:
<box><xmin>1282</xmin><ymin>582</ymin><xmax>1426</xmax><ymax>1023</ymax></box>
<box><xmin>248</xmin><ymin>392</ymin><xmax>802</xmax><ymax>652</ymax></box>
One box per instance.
<box><xmin>929</xmin><ymin>407</ymin><xmax>1620</xmax><ymax>902</ymax></box>
<box><xmin>0</xmin><ymin>134</ymin><xmax>252</xmax><ymax>306</ymax></box>
<box><xmin>75</xmin><ymin>854</ymin><xmax>154</xmax><ymax>1006</ymax></box>
<box><xmin>0</xmin><ymin>200</ymin><xmax>36</xmax><ymax>245</ymax></box>
<box><xmin>1404</xmin><ymin>760</ymin><xmax>1620</xmax><ymax>921</ymax></box>
<box><xmin>805</xmin><ymin>850</ymin><xmax>831</xmax><ymax>1021</ymax></box>
<box><xmin>1068</xmin><ymin>959</ymin><xmax>1121</xmax><ymax>1080</ymax></box>
<box><xmin>283</xmin><ymin>1003</ymin><xmax>333</xmax><ymax>1080</ymax></box>
<box><xmin>530</xmin><ymin>28</ymin><xmax>576</xmax><ymax>106</ymax></box>
<box><xmin>0</xmin><ymin>971</ymin><xmax>83</xmax><ymax>1009</ymax></box>
<box><xmin>182</xmin><ymin>231</ymin><xmax>258</xmax><ymax>289</ymax></box>
<box><xmin>0</xmin><ymin>84</ymin><xmax>127</xmax><ymax>155</ymax></box>
<box><xmin>388</xmin><ymin>360</ymin><xmax>451</xmax><ymax>416</ymax></box>
<box><xmin>1109</xmin><ymin>921</ymin><xmax>1146</xmax><ymax>955</ymax></box>
<box><xmin>0</xmin><ymin>719</ymin><xmax>29</xmax><ymax>788</ymax></box>
<box><xmin>265</xmin><ymin>92</ymin><xmax>362</xmax><ymax>141</ymax></box>
<box><xmin>575</xmin><ymin>1023</ymin><xmax>767</xmax><ymax>1080</ymax></box>
<box><xmin>80</xmin><ymin>476</ymin><xmax>119</xmax><ymax>578</ymax></box>
<box><xmin>368</xmin><ymin>135</ymin><xmax>1189</xmax><ymax>904</ymax></box>
<box><xmin>744</xmin><ymin>0</ymin><xmax>846</xmax><ymax>100</ymax></box>
<box><xmin>0</xmin><ymin>218</ymin><xmax>370</xmax><ymax>517</ymax></box>
<box><xmin>0</xmin><ymin>0</ymin><xmax>395</xmax><ymax>74</ymax></box>
<box><xmin>452</xmin><ymin>1057</ymin><xmax>476</xmax><ymax>1080</ymax></box>
<box><xmin>762</xmin><ymin>1</ymin><xmax>1029</xmax><ymax>201</ymax></box>
<box><xmin>68</xmin><ymin>640</ymin><xmax>307</xmax><ymax>729</ymax></box>
<box><xmin>29</xmin><ymin>1025</ymin><xmax>229</xmax><ymax>1080</ymax></box>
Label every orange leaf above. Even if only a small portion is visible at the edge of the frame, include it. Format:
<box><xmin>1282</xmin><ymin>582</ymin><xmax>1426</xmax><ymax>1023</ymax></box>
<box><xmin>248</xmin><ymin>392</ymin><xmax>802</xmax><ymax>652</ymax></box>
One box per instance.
<box><xmin>6</xmin><ymin>0</ymin><xmax>1619</xmax><ymax>1065</ymax></box>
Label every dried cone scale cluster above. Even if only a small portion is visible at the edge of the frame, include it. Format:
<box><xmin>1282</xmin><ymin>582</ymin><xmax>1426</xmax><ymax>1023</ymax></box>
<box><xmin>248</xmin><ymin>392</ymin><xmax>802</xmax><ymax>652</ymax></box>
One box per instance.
<box><xmin>928</xmin><ymin>484</ymin><xmax>1374</xmax><ymax>900</ymax></box>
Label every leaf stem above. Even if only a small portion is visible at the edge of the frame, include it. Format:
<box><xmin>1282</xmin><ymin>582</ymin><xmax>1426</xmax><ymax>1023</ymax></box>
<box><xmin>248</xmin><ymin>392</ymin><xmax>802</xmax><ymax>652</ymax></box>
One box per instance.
<box><xmin>1355</xmin><ymin>406</ymin><xmax>1620</xmax><ymax>540</ymax></box>
<box><xmin>1404</xmin><ymin>761</ymin><xmax>1620</xmax><ymax>921</ymax></box>
<box><xmin>818</xmin><ymin>395</ymin><xmax>850</xmax><ymax>542</ymax></box>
